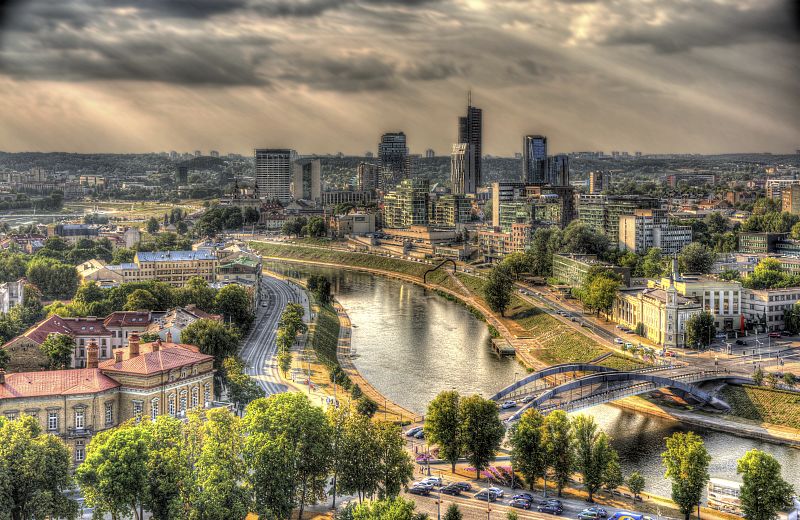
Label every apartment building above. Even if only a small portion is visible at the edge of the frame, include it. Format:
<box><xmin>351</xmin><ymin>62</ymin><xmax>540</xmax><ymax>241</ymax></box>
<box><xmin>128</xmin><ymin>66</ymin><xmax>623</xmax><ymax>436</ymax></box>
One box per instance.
<box><xmin>742</xmin><ymin>287</ymin><xmax>800</xmax><ymax>332</ymax></box>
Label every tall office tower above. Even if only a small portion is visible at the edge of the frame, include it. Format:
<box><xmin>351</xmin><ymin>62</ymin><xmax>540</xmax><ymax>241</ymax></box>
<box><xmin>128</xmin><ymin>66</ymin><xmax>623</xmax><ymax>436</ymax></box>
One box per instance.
<box><xmin>254</xmin><ymin>148</ymin><xmax>297</xmax><ymax>204</ymax></box>
<box><xmin>291</xmin><ymin>158</ymin><xmax>321</xmax><ymax>202</ymax></box>
<box><xmin>450</xmin><ymin>143</ymin><xmax>476</xmax><ymax>195</ymax></box>
<box><xmin>357</xmin><ymin>162</ymin><xmax>379</xmax><ymax>192</ymax></box>
<box><xmin>589</xmin><ymin>171</ymin><xmax>605</xmax><ymax>194</ymax></box>
<box><xmin>782</xmin><ymin>184</ymin><xmax>800</xmax><ymax>215</ymax></box>
<box><xmin>378</xmin><ymin>132</ymin><xmax>409</xmax><ymax>190</ymax></box>
<box><xmin>522</xmin><ymin>135</ymin><xmax>547</xmax><ymax>184</ymax></box>
<box><xmin>547</xmin><ymin>154</ymin><xmax>569</xmax><ymax>186</ymax></box>
<box><xmin>210</xmin><ymin>150</ymin><xmax>219</xmax><ymax>158</ymax></box>
<box><xmin>458</xmin><ymin>95</ymin><xmax>482</xmax><ymax>188</ymax></box>
<box><xmin>176</xmin><ymin>165</ymin><xmax>188</xmax><ymax>185</ymax></box>
<box><xmin>425</xmin><ymin>148</ymin><xmax>435</xmax><ymax>159</ymax></box>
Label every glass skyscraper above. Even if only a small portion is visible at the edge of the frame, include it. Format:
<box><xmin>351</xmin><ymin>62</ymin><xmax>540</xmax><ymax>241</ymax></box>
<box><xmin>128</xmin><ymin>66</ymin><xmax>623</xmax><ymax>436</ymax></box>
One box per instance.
<box><xmin>522</xmin><ymin>135</ymin><xmax>547</xmax><ymax>184</ymax></box>
<box><xmin>458</xmin><ymin>98</ymin><xmax>482</xmax><ymax>189</ymax></box>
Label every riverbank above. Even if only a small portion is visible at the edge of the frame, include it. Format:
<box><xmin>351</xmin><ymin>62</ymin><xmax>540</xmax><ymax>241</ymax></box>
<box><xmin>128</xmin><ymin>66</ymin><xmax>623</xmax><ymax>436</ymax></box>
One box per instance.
<box><xmin>257</xmin><ymin>249</ymin><xmax>800</xmax><ymax>445</ymax></box>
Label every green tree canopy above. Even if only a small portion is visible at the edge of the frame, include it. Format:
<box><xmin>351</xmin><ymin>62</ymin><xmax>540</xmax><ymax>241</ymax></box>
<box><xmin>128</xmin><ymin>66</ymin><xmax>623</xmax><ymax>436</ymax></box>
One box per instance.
<box><xmin>542</xmin><ymin>410</ymin><xmax>573</xmax><ymax>496</ymax></box>
<box><xmin>484</xmin><ymin>264</ymin><xmax>513</xmax><ymax>316</ymax></box>
<box><xmin>425</xmin><ymin>390</ymin><xmax>462</xmax><ymax>472</ymax></box>
<box><xmin>661</xmin><ymin>432</ymin><xmax>711</xmax><ymax>520</ymax></box>
<box><xmin>39</xmin><ymin>332</ymin><xmax>75</xmax><ymax>369</ymax></box>
<box><xmin>124</xmin><ymin>289</ymin><xmax>159</xmax><ymax>311</ymax></box>
<box><xmin>509</xmin><ymin>408</ymin><xmax>546</xmax><ymax>491</ymax></box>
<box><xmin>180</xmin><ymin>319</ymin><xmax>241</xmax><ymax>368</ymax></box>
<box><xmin>459</xmin><ymin>395</ymin><xmax>504</xmax><ymax>479</ymax></box>
<box><xmin>572</xmin><ymin>415</ymin><xmax>617</xmax><ymax>503</ymax></box>
<box><xmin>678</xmin><ymin>242</ymin><xmax>716</xmax><ymax>274</ymax></box>
<box><xmin>25</xmin><ymin>257</ymin><xmax>79</xmax><ymax>300</ymax></box>
<box><xmin>214</xmin><ymin>284</ymin><xmax>254</xmax><ymax>330</ymax></box>
<box><xmin>737</xmin><ymin>449</ymin><xmax>794</xmax><ymax>520</ymax></box>
<box><xmin>685</xmin><ymin>311</ymin><xmax>716</xmax><ymax>348</ymax></box>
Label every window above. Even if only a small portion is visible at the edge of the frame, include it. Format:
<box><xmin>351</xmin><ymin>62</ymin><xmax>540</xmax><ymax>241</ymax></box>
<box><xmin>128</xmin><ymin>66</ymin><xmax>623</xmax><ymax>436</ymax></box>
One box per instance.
<box><xmin>74</xmin><ymin>410</ymin><xmax>85</xmax><ymax>430</ymax></box>
<box><xmin>168</xmin><ymin>395</ymin><xmax>176</xmax><ymax>416</ymax></box>
<box><xmin>5</xmin><ymin>412</ymin><xmax>17</xmax><ymax>421</ymax></box>
<box><xmin>75</xmin><ymin>440</ymin><xmax>85</xmax><ymax>462</ymax></box>
<box><xmin>105</xmin><ymin>402</ymin><xmax>113</xmax><ymax>426</ymax></box>
<box><xmin>48</xmin><ymin>412</ymin><xmax>59</xmax><ymax>431</ymax></box>
<box><xmin>191</xmin><ymin>387</ymin><xmax>199</xmax><ymax>408</ymax></box>
<box><xmin>179</xmin><ymin>390</ymin><xmax>188</xmax><ymax>414</ymax></box>
<box><xmin>204</xmin><ymin>383</ymin><xmax>211</xmax><ymax>405</ymax></box>
<box><xmin>151</xmin><ymin>398</ymin><xmax>160</xmax><ymax>421</ymax></box>
<box><xmin>133</xmin><ymin>401</ymin><xmax>143</xmax><ymax>421</ymax></box>
<box><xmin>181</xmin><ymin>368</ymin><xmax>187</xmax><ymax>379</ymax></box>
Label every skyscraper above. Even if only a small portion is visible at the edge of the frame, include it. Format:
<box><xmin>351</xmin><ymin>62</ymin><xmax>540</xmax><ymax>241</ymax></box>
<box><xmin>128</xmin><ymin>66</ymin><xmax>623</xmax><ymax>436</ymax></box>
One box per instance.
<box><xmin>589</xmin><ymin>171</ymin><xmax>605</xmax><ymax>194</ymax></box>
<box><xmin>254</xmin><ymin>148</ymin><xmax>297</xmax><ymax>203</ymax></box>
<box><xmin>357</xmin><ymin>162</ymin><xmax>379</xmax><ymax>192</ymax></box>
<box><xmin>547</xmin><ymin>154</ymin><xmax>569</xmax><ymax>186</ymax></box>
<box><xmin>458</xmin><ymin>94</ymin><xmax>482</xmax><ymax>188</ymax></box>
<box><xmin>378</xmin><ymin>132</ymin><xmax>409</xmax><ymax>190</ymax></box>
<box><xmin>522</xmin><ymin>135</ymin><xmax>547</xmax><ymax>184</ymax></box>
<box><xmin>451</xmin><ymin>143</ymin><xmax>476</xmax><ymax>195</ymax></box>
<box><xmin>425</xmin><ymin>148</ymin><xmax>435</xmax><ymax>158</ymax></box>
<box><xmin>291</xmin><ymin>158</ymin><xmax>321</xmax><ymax>202</ymax></box>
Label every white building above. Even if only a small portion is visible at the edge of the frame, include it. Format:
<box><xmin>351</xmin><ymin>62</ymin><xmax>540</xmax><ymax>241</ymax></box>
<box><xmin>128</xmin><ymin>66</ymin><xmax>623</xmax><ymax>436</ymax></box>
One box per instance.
<box><xmin>255</xmin><ymin>149</ymin><xmax>297</xmax><ymax>203</ymax></box>
<box><xmin>742</xmin><ymin>286</ymin><xmax>800</xmax><ymax>332</ymax></box>
<box><xmin>619</xmin><ymin>209</ymin><xmax>692</xmax><ymax>255</ymax></box>
<box><xmin>0</xmin><ymin>279</ymin><xmax>24</xmax><ymax>314</ymax></box>
<box><xmin>451</xmin><ymin>143</ymin><xmax>476</xmax><ymax>195</ymax></box>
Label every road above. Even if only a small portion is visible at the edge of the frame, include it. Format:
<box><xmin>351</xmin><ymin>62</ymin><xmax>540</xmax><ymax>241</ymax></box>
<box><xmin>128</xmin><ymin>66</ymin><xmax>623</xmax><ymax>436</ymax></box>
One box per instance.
<box><xmin>239</xmin><ymin>274</ymin><xmax>310</xmax><ymax>395</ymax></box>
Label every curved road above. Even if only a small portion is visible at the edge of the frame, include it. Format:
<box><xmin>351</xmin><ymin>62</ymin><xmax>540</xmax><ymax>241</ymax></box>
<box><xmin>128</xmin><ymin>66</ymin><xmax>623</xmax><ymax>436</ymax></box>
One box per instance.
<box><xmin>240</xmin><ymin>274</ymin><xmax>310</xmax><ymax>395</ymax></box>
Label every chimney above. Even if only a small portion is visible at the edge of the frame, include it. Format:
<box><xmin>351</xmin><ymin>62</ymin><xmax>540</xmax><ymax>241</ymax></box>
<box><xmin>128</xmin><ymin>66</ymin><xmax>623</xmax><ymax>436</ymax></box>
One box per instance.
<box><xmin>87</xmin><ymin>340</ymin><xmax>99</xmax><ymax>369</ymax></box>
<box><xmin>0</xmin><ymin>369</ymin><xmax>5</xmax><ymax>384</ymax></box>
<box><xmin>152</xmin><ymin>339</ymin><xmax>161</xmax><ymax>352</ymax></box>
<box><xmin>165</xmin><ymin>330</ymin><xmax>173</xmax><ymax>343</ymax></box>
<box><xmin>129</xmin><ymin>333</ymin><xmax>140</xmax><ymax>358</ymax></box>
<box><xmin>114</xmin><ymin>350</ymin><xmax>123</xmax><ymax>363</ymax></box>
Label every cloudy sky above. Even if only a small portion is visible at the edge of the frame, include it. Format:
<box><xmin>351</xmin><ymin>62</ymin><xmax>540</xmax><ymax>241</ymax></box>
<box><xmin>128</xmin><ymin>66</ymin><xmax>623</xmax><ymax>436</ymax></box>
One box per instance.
<box><xmin>0</xmin><ymin>0</ymin><xmax>798</xmax><ymax>155</ymax></box>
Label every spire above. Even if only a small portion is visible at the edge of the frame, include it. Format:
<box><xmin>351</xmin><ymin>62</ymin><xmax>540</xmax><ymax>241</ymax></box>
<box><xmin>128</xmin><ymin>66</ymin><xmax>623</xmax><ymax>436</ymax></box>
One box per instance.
<box><xmin>467</xmin><ymin>89</ymin><xmax>472</xmax><ymax>107</ymax></box>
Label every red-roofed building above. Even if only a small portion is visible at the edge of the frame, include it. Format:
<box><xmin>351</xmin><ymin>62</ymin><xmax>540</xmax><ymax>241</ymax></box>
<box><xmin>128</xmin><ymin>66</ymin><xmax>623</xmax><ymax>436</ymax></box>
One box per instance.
<box><xmin>0</xmin><ymin>334</ymin><xmax>215</xmax><ymax>465</ymax></box>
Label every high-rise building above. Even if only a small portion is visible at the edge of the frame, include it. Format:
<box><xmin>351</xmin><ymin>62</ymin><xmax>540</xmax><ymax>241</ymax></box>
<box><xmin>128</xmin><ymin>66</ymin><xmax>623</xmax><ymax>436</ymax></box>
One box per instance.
<box><xmin>291</xmin><ymin>158</ymin><xmax>321</xmax><ymax>202</ymax></box>
<box><xmin>176</xmin><ymin>165</ymin><xmax>188</xmax><ymax>185</ymax></box>
<box><xmin>425</xmin><ymin>148</ymin><xmax>435</xmax><ymax>159</ymax></box>
<box><xmin>458</xmin><ymin>97</ymin><xmax>482</xmax><ymax>188</ymax></box>
<box><xmin>357</xmin><ymin>163</ymin><xmax>379</xmax><ymax>192</ymax></box>
<box><xmin>450</xmin><ymin>143</ymin><xmax>476</xmax><ymax>195</ymax></box>
<box><xmin>194</xmin><ymin>150</ymin><xmax>202</xmax><ymax>157</ymax></box>
<box><xmin>783</xmin><ymin>184</ymin><xmax>800</xmax><ymax>215</ymax></box>
<box><xmin>522</xmin><ymin>135</ymin><xmax>547</xmax><ymax>184</ymax></box>
<box><xmin>378</xmin><ymin>132</ymin><xmax>409</xmax><ymax>190</ymax></box>
<box><xmin>254</xmin><ymin>149</ymin><xmax>297</xmax><ymax>204</ymax></box>
<box><xmin>547</xmin><ymin>154</ymin><xmax>569</xmax><ymax>186</ymax></box>
<box><xmin>589</xmin><ymin>171</ymin><xmax>605</xmax><ymax>194</ymax></box>
<box><xmin>619</xmin><ymin>209</ymin><xmax>692</xmax><ymax>255</ymax></box>
<box><xmin>382</xmin><ymin>179</ymin><xmax>430</xmax><ymax>228</ymax></box>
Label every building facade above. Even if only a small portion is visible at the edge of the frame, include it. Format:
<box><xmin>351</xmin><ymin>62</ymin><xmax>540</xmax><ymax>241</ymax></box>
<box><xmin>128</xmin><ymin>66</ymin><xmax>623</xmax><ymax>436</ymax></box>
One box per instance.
<box><xmin>255</xmin><ymin>148</ymin><xmax>297</xmax><ymax>203</ymax></box>
<box><xmin>589</xmin><ymin>171</ymin><xmax>605</xmax><ymax>194</ymax></box>
<box><xmin>291</xmin><ymin>158</ymin><xmax>321</xmax><ymax>202</ymax></box>
<box><xmin>450</xmin><ymin>143</ymin><xmax>476</xmax><ymax>195</ymax></box>
<box><xmin>552</xmin><ymin>254</ymin><xmax>631</xmax><ymax>288</ymax></box>
<box><xmin>378</xmin><ymin>132</ymin><xmax>409</xmax><ymax>191</ymax></box>
<box><xmin>0</xmin><ymin>279</ymin><xmax>24</xmax><ymax>314</ymax></box>
<box><xmin>618</xmin><ymin>209</ymin><xmax>692</xmax><ymax>255</ymax></box>
<box><xmin>458</xmin><ymin>102</ymin><xmax>482</xmax><ymax>188</ymax></box>
<box><xmin>742</xmin><ymin>287</ymin><xmax>800</xmax><ymax>332</ymax></box>
<box><xmin>357</xmin><ymin>162</ymin><xmax>379</xmax><ymax>192</ymax></box>
<box><xmin>522</xmin><ymin>135</ymin><xmax>547</xmax><ymax>184</ymax></box>
<box><xmin>382</xmin><ymin>179</ymin><xmax>430</xmax><ymax>229</ymax></box>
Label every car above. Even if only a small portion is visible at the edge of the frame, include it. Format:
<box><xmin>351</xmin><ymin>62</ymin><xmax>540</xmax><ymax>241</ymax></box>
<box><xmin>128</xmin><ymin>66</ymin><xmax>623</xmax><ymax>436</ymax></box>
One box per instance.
<box><xmin>624</xmin><ymin>342</ymin><xmax>634</xmax><ymax>349</ymax></box>
<box><xmin>260</xmin><ymin>301</ymin><xmax>268</xmax><ymax>307</ymax></box>
<box><xmin>411</xmin><ymin>481</ymin><xmax>433</xmax><ymax>491</ymax></box>
<box><xmin>782</xmin><ymin>330</ymin><xmax>793</xmax><ymax>336</ymax></box>
<box><xmin>769</xmin><ymin>332</ymin><xmax>781</xmax><ymax>338</ymax></box>
<box><xmin>421</xmin><ymin>476</ymin><xmax>443</xmax><ymax>486</ymax></box>
<box><xmin>405</xmin><ymin>426</ymin><xmax>423</xmax><ymax>437</ymax></box>
<box><xmin>473</xmin><ymin>490</ymin><xmax>498</xmax><ymax>502</ymax></box>
<box><xmin>578</xmin><ymin>509</ymin><xmax>601</xmax><ymax>520</ymax></box>
<box><xmin>735</xmin><ymin>339</ymin><xmax>746</xmax><ymax>345</ymax></box>
<box><xmin>614</xmin><ymin>338</ymin><xmax>624</xmax><ymax>344</ymax></box>
<box><xmin>452</xmin><ymin>482</ymin><xmax>473</xmax><ymax>492</ymax></box>
<box><xmin>586</xmin><ymin>507</ymin><xmax>608</xmax><ymax>517</ymax></box>
<box><xmin>487</xmin><ymin>486</ymin><xmax>504</xmax><ymax>498</ymax></box>
<box><xmin>408</xmin><ymin>486</ymin><xmax>431</xmax><ymax>496</ymax></box>
<box><xmin>414</xmin><ymin>429</ymin><xmax>425</xmax><ymax>439</ymax></box>
<box><xmin>571</xmin><ymin>317</ymin><xmax>578</xmax><ymax>322</ymax></box>
<box><xmin>501</xmin><ymin>400</ymin><xmax>517</xmax><ymax>409</ymax></box>
<box><xmin>510</xmin><ymin>499</ymin><xmax>532</xmax><ymax>510</ymax></box>
<box><xmin>440</xmin><ymin>484</ymin><xmax>462</xmax><ymax>496</ymax></box>
<box><xmin>665</xmin><ymin>350</ymin><xmax>676</xmax><ymax>357</ymax></box>
<box><xmin>537</xmin><ymin>503</ymin><xmax>563</xmax><ymax>515</ymax></box>
<box><xmin>513</xmin><ymin>493</ymin><xmax>535</xmax><ymax>502</ymax></box>
<box><xmin>543</xmin><ymin>499</ymin><xmax>563</xmax><ymax>508</ymax></box>
<box><xmin>521</xmin><ymin>395</ymin><xmax>534</xmax><ymax>403</ymax></box>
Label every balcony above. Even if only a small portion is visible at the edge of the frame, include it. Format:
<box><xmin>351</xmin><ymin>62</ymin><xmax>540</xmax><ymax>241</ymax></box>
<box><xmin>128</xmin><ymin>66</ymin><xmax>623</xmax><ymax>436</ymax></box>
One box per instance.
<box><xmin>66</xmin><ymin>426</ymin><xmax>93</xmax><ymax>438</ymax></box>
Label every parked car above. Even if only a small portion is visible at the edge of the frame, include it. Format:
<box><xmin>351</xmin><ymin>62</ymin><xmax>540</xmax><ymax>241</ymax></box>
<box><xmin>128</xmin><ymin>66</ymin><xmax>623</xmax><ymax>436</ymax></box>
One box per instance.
<box><xmin>440</xmin><ymin>484</ymin><xmax>462</xmax><ymax>496</ymax></box>
<box><xmin>510</xmin><ymin>499</ymin><xmax>532</xmax><ymax>510</ymax></box>
<box><xmin>414</xmin><ymin>429</ymin><xmax>425</xmax><ymax>439</ymax></box>
<box><xmin>408</xmin><ymin>486</ymin><xmax>431</xmax><ymax>496</ymax></box>
<box><xmin>624</xmin><ymin>342</ymin><xmax>634</xmax><ymax>349</ymax></box>
<box><xmin>578</xmin><ymin>509</ymin><xmax>601</xmax><ymax>520</ymax></box>
<box><xmin>421</xmin><ymin>476</ymin><xmax>443</xmax><ymax>486</ymax></box>
<box><xmin>665</xmin><ymin>350</ymin><xmax>676</xmax><ymax>357</ymax></box>
<box><xmin>411</xmin><ymin>481</ymin><xmax>433</xmax><ymax>490</ymax></box>
<box><xmin>452</xmin><ymin>482</ymin><xmax>473</xmax><ymax>492</ymax></box>
<box><xmin>586</xmin><ymin>507</ymin><xmax>608</xmax><ymax>517</ymax></box>
<box><xmin>769</xmin><ymin>332</ymin><xmax>781</xmax><ymax>338</ymax></box>
<box><xmin>537</xmin><ymin>503</ymin><xmax>563</xmax><ymax>515</ymax></box>
<box><xmin>521</xmin><ymin>395</ymin><xmax>534</xmax><ymax>403</ymax></box>
<box><xmin>473</xmin><ymin>490</ymin><xmax>498</xmax><ymax>502</ymax></box>
<box><xmin>614</xmin><ymin>338</ymin><xmax>624</xmax><ymax>344</ymax></box>
<box><xmin>513</xmin><ymin>493</ymin><xmax>535</xmax><ymax>502</ymax></box>
<box><xmin>487</xmin><ymin>486</ymin><xmax>504</xmax><ymax>498</ymax></box>
<box><xmin>405</xmin><ymin>426</ymin><xmax>423</xmax><ymax>437</ymax></box>
<box><xmin>735</xmin><ymin>339</ymin><xmax>746</xmax><ymax>345</ymax></box>
<box><xmin>782</xmin><ymin>330</ymin><xmax>793</xmax><ymax>336</ymax></box>
<box><xmin>501</xmin><ymin>400</ymin><xmax>517</xmax><ymax>409</ymax></box>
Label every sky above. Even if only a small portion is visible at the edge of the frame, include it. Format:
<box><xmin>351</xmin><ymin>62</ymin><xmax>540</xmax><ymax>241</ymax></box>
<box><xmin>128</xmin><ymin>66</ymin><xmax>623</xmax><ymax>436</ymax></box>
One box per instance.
<box><xmin>0</xmin><ymin>0</ymin><xmax>798</xmax><ymax>156</ymax></box>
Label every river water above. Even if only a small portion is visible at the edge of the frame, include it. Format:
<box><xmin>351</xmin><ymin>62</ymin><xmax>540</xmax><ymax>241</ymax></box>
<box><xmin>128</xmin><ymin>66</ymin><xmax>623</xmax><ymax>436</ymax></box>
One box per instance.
<box><xmin>266</xmin><ymin>261</ymin><xmax>800</xmax><ymax>496</ymax></box>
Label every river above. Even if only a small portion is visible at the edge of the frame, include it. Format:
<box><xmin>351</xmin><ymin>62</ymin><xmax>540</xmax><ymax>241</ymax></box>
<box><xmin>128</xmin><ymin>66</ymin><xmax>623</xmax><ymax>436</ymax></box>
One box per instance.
<box><xmin>266</xmin><ymin>261</ymin><xmax>800</xmax><ymax>497</ymax></box>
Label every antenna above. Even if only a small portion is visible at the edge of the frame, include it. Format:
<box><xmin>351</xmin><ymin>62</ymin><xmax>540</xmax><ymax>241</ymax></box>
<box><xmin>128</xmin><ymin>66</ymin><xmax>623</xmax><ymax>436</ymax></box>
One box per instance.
<box><xmin>467</xmin><ymin>89</ymin><xmax>472</xmax><ymax>107</ymax></box>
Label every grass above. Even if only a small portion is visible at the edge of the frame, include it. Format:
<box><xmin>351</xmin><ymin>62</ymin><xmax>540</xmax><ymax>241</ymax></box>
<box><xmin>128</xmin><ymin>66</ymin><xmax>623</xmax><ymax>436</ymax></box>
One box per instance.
<box><xmin>307</xmin><ymin>301</ymin><xmax>340</xmax><ymax>368</ymax></box>
<box><xmin>719</xmin><ymin>384</ymin><xmax>800</xmax><ymax>429</ymax></box>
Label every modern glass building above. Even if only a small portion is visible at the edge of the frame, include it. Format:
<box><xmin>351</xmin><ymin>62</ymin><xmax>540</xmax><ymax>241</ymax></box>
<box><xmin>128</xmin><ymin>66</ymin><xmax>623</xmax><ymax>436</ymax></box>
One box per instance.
<box><xmin>522</xmin><ymin>135</ymin><xmax>547</xmax><ymax>184</ymax></box>
<box><xmin>458</xmin><ymin>101</ymin><xmax>482</xmax><ymax>188</ymax></box>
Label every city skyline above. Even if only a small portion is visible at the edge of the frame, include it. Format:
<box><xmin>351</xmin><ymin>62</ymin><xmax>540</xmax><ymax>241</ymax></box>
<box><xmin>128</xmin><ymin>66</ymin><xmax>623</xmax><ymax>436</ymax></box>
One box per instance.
<box><xmin>0</xmin><ymin>0</ymin><xmax>797</xmax><ymax>155</ymax></box>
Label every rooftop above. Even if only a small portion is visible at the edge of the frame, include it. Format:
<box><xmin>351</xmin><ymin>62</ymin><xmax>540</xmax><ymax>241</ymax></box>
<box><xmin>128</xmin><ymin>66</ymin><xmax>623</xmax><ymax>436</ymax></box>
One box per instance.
<box><xmin>98</xmin><ymin>341</ymin><xmax>213</xmax><ymax>375</ymax></box>
<box><xmin>0</xmin><ymin>368</ymin><xmax>119</xmax><ymax>399</ymax></box>
<box><xmin>135</xmin><ymin>250</ymin><xmax>217</xmax><ymax>262</ymax></box>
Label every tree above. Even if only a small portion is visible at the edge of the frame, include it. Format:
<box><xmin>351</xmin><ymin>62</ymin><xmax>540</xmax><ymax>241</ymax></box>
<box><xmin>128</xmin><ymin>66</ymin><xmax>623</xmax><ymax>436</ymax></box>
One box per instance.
<box><xmin>124</xmin><ymin>289</ymin><xmax>159</xmax><ymax>311</ymax></box>
<box><xmin>783</xmin><ymin>372</ymin><xmax>797</xmax><ymax>388</ymax></box>
<box><xmin>77</xmin><ymin>421</ymin><xmax>152</xmax><ymax>520</ymax></box>
<box><xmin>459</xmin><ymin>395</ymin><xmax>504</xmax><ymax>480</ymax></box>
<box><xmin>306</xmin><ymin>217</ymin><xmax>327</xmax><ymax>237</ymax></box>
<box><xmin>506</xmin><ymin>512</ymin><xmax>519</xmax><ymax>520</ymax></box>
<box><xmin>25</xmin><ymin>257</ymin><xmax>79</xmax><ymax>300</ymax></box>
<box><xmin>737</xmin><ymin>449</ymin><xmax>794</xmax><ymax>520</ymax></box>
<box><xmin>685</xmin><ymin>311</ymin><xmax>716</xmax><ymax>349</ymax></box>
<box><xmin>765</xmin><ymin>372</ymin><xmax>779</xmax><ymax>388</ymax></box>
<box><xmin>0</xmin><ymin>348</ymin><xmax>9</xmax><ymax>371</ymax></box>
<box><xmin>559</xmin><ymin>220</ymin><xmax>609</xmax><ymax>256</ymax></box>
<box><xmin>484</xmin><ymin>265</ymin><xmax>513</xmax><ymax>317</ymax></box>
<box><xmin>173</xmin><ymin>276</ymin><xmax>217</xmax><ymax>312</ymax></box>
<box><xmin>222</xmin><ymin>357</ymin><xmax>265</xmax><ymax>410</ymax></box>
<box><xmin>661</xmin><ymin>432</ymin><xmax>711</xmax><ymax>520</ymax></box>
<box><xmin>74</xmin><ymin>281</ymin><xmax>107</xmax><ymax>306</ymax></box>
<box><xmin>752</xmin><ymin>367</ymin><xmax>765</xmax><ymax>386</ymax></box>
<box><xmin>214</xmin><ymin>284</ymin><xmax>254</xmax><ymax>330</ymax></box>
<box><xmin>542</xmin><ymin>410</ymin><xmax>573</xmax><ymax>497</ymax></box>
<box><xmin>627</xmin><ymin>471</ymin><xmax>645</xmax><ymax>500</ymax></box>
<box><xmin>579</xmin><ymin>270</ymin><xmax>620</xmax><ymax>317</ymax></box>
<box><xmin>0</xmin><ymin>415</ymin><xmax>77</xmax><ymax>520</ymax></box>
<box><xmin>352</xmin><ymin>497</ymin><xmax>418</xmax><ymax>520</ymax></box>
<box><xmin>180</xmin><ymin>319</ymin><xmax>241</xmax><ymax>368</ymax></box>
<box><xmin>678</xmin><ymin>243</ymin><xmax>715</xmax><ymax>274</ymax></box>
<box><xmin>145</xmin><ymin>417</ymin><xmax>187</xmax><ymax>520</ymax></box>
<box><xmin>307</xmin><ymin>275</ymin><xmax>333</xmax><ymax>305</ymax></box>
<box><xmin>783</xmin><ymin>303</ymin><xmax>800</xmax><ymax>334</ymax></box>
<box><xmin>509</xmin><ymin>408</ymin><xmax>546</xmax><ymax>491</ymax></box>
<box><xmin>501</xmin><ymin>252</ymin><xmax>530</xmax><ymax>280</ymax></box>
<box><xmin>39</xmin><ymin>333</ymin><xmax>75</xmax><ymax>369</ymax></box>
<box><xmin>425</xmin><ymin>391</ymin><xmax>462</xmax><ymax>472</ymax></box>
<box><xmin>641</xmin><ymin>248</ymin><xmax>666</xmax><ymax>278</ymax></box>
<box><xmin>443</xmin><ymin>503</ymin><xmax>463</xmax><ymax>520</ymax></box>
<box><xmin>338</xmin><ymin>411</ymin><xmax>382</xmax><ymax>502</ymax></box>
<box><xmin>572</xmin><ymin>415</ymin><xmax>616</xmax><ymax>503</ymax></box>
<box><xmin>244</xmin><ymin>394</ymin><xmax>332</xmax><ymax>520</ymax></box>
<box><xmin>603</xmin><ymin>451</ymin><xmax>623</xmax><ymax>495</ymax></box>
<box><xmin>146</xmin><ymin>217</ymin><xmax>160</xmax><ymax>234</ymax></box>
<box><xmin>374</xmin><ymin>421</ymin><xmax>414</xmax><ymax>499</ymax></box>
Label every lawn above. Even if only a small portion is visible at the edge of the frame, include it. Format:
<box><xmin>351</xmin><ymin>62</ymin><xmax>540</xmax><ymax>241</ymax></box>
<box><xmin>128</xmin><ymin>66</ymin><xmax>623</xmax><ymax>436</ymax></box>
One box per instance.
<box><xmin>308</xmin><ymin>303</ymin><xmax>340</xmax><ymax>368</ymax></box>
<box><xmin>719</xmin><ymin>384</ymin><xmax>800</xmax><ymax>429</ymax></box>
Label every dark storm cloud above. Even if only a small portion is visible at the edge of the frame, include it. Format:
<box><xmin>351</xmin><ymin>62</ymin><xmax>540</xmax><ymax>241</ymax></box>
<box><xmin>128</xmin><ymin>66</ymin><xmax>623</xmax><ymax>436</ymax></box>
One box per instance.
<box><xmin>278</xmin><ymin>54</ymin><xmax>398</xmax><ymax>91</ymax></box>
<box><xmin>602</xmin><ymin>0</ymin><xmax>800</xmax><ymax>53</ymax></box>
<box><xmin>402</xmin><ymin>60</ymin><xmax>461</xmax><ymax>81</ymax></box>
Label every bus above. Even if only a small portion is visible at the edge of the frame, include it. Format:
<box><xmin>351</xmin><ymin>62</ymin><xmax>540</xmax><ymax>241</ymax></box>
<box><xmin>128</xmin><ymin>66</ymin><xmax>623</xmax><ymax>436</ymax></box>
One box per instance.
<box><xmin>707</xmin><ymin>478</ymin><xmax>743</xmax><ymax>516</ymax></box>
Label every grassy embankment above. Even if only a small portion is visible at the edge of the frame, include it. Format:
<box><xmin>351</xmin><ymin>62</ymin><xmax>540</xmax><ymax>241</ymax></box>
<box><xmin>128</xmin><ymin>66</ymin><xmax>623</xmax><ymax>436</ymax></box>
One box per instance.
<box><xmin>719</xmin><ymin>384</ymin><xmax>800</xmax><ymax>429</ymax></box>
<box><xmin>253</xmin><ymin>241</ymin><xmax>647</xmax><ymax>371</ymax></box>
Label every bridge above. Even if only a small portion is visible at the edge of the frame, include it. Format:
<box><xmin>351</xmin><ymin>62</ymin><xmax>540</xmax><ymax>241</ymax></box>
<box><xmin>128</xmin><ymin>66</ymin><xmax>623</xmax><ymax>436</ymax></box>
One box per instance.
<box><xmin>491</xmin><ymin>361</ymin><xmax>752</xmax><ymax>422</ymax></box>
